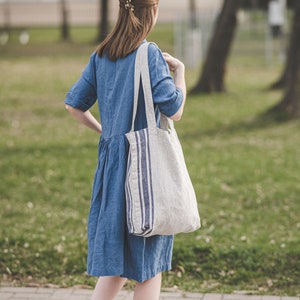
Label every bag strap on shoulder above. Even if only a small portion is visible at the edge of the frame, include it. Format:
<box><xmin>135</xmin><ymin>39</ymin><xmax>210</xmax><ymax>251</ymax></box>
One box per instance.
<box><xmin>130</xmin><ymin>42</ymin><xmax>173</xmax><ymax>132</ymax></box>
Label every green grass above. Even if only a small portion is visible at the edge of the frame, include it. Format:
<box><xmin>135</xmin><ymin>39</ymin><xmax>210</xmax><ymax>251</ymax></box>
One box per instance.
<box><xmin>0</xmin><ymin>25</ymin><xmax>299</xmax><ymax>295</ymax></box>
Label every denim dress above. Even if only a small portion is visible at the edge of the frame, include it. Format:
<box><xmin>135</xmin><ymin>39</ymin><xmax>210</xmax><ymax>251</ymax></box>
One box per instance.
<box><xmin>65</xmin><ymin>42</ymin><xmax>183</xmax><ymax>282</ymax></box>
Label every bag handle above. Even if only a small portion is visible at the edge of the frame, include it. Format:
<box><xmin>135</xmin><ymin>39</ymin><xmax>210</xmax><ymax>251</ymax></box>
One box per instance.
<box><xmin>130</xmin><ymin>43</ymin><xmax>174</xmax><ymax>132</ymax></box>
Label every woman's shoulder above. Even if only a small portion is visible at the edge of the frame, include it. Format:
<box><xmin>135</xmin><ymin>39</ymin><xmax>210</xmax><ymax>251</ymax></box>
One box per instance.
<box><xmin>146</xmin><ymin>42</ymin><xmax>166</xmax><ymax>66</ymax></box>
<box><xmin>147</xmin><ymin>42</ymin><xmax>162</xmax><ymax>56</ymax></box>
<box><xmin>88</xmin><ymin>51</ymin><xmax>117</xmax><ymax>68</ymax></box>
<box><xmin>85</xmin><ymin>51</ymin><xmax>100</xmax><ymax>68</ymax></box>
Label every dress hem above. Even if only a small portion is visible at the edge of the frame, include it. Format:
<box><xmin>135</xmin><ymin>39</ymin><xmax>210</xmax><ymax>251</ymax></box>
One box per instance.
<box><xmin>87</xmin><ymin>264</ymin><xmax>172</xmax><ymax>283</ymax></box>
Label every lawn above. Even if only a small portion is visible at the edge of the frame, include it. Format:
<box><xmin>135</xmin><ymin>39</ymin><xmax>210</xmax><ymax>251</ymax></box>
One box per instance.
<box><xmin>0</xmin><ymin>25</ymin><xmax>299</xmax><ymax>295</ymax></box>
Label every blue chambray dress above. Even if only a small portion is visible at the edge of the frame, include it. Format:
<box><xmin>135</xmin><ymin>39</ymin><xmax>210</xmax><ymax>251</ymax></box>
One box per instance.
<box><xmin>65</xmin><ymin>42</ymin><xmax>183</xmax><ymax>282</ymax></box>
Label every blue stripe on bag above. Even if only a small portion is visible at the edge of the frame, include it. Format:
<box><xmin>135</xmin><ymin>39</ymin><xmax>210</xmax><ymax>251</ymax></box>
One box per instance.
<box><xmin>135</xmin><ymin>132</ymin><xmax>145</xmax><ymax>231</ymax></box>
<box><xmin>146</xmin><ymin>129</ymin><xmax>154</xmax><ymax>232</ymax></box>
<box><xmin>125</xmin><ymin>154</ymin><xmax>133</xmax><ymax>233</ymax></box>
<box><xmin>140</xmin><ymin>130</ymin><xmax>150</xmax><ymax>231</ymax></box>
<box><xmin>127</xmin><ymin>129</ymin><xmax>154</xmax><ymax>236</ymax></box>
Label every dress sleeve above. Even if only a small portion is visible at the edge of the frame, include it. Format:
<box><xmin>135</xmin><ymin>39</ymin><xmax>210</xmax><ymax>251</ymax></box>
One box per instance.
<box><xmin>148</xmin><ymin>43</ymin><xmax>183</xmax><ymax>117</ymax></box>
<box><xmin>64</xmin><ymin>53</ymin><xmax>97</xmax><ymax>111</ymax></box>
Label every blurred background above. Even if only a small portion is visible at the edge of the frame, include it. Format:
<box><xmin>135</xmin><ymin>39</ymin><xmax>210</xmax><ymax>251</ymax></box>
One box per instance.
<box><xmin>0</xmin><ymin>0</ymin><xmax>290</xmax><ymax>64</ymax></box>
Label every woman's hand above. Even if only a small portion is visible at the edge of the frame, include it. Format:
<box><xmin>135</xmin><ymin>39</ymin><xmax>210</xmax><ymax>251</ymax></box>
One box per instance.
<box><xmin>162</xmin><ymin>52</ymin><xmax>184</xmax><ymax>73</ymax></box>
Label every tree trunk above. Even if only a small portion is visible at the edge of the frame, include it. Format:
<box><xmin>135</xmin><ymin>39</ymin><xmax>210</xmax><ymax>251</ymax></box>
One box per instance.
<box><xmin>272</xmin><ymin>1</ymin><xmax>300</xmax><ymax>117</ymax></box>
<box><xmin>60</xmin><ymin>0</ymin><xmax>70</xmax><ymax>41</ymax></box>
<box><xmin>190</xmin><ymin>0</ymin><xmax>239</xmax><ymax>94</ymax></box>
<box><xmin>189</xmin><ymin>0</ymin><xmax>197</xmax><ymax>29</ymax></box>
<box><xmin>4</xmin><ymin>0</ymin><xmax>11</xmax><ymax>31</ymax></box>
<box><xmin>98</xmin><ymin>0</ymin><xmax>109</xmax><ymax>43</ymax></box>
<box><xmin>269</xmin><ymin>64</ymin><xmax>288</xmax><ymax>90</ymax></box>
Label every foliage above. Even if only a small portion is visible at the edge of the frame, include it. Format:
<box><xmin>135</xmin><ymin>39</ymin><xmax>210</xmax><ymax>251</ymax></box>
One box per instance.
<box><xmin>0</xmin><ymin>26</ymin><xmax>299</xmax><ymax>295</ymax></box>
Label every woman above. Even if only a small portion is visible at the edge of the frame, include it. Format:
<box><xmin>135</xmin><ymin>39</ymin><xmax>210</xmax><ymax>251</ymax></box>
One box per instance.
<box><xmin>65</xmin><ymin>0</ymin><xmax>186</xmax><ymax>299</ymax></box>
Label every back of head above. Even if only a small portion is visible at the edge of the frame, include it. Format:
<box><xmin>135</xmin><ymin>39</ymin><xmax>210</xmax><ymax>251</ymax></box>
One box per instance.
<box><xmin>97</xmin><ymin>0</ymin><xmax>159</xmax><ymax>60</ymax></box>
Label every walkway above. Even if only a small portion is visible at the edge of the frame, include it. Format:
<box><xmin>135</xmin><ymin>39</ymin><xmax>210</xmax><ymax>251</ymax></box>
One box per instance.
<box><xmin>0</xmin><ymin>287</ymin><xmax>299</xmax><ymax>300</ymax></box>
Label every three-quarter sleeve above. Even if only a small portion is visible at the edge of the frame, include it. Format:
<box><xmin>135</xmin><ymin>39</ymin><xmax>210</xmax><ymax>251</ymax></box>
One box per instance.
<box><xmin>65</xmin><ymin>53</ymin><xmax>97</xmax><ymax>111</ymax></box>
<box><xmin>148</xmin><ymin>44</ymin><xmax>183</xmax><ymax>117</ymax></box>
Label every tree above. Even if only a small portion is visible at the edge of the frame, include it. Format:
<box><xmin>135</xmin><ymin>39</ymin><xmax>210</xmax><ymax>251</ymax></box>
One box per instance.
<box><xmin>3</xmin><ymin>0</ymin><xmax>10</xmax><ymax>31</ymax></box>
<box><xmin>189</xmin><ymin>0</ymin><xmax>197</xmax><ymax>29</ymax></box>
<box><xmin>190</xmin><ymin>0</ymin><xmax>239</xmax><ymax>94</ymax></box>
<box><xmin>271</xmin><ymin>1</ymin><xmax>300</xmax><ymax>117</ymax></box>
<box><xmin>98</xmin><ymin>0</ymin><xmax>109</xmax><ymax>43</ymax></box>
<box><xmin>60</xmin><ymin>0</ymin><xmax>70</xmax><ymax>41</ymax></box>
<box><xmin>269</xmin><ymin>47</ymin><xmax>292</xmax><ymax>90</ymax></box>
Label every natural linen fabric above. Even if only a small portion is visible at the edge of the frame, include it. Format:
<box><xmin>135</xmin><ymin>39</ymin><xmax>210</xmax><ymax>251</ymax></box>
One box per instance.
<box><xmin>125</xmin><ymin>43</ymin><xmax>201</xmax><ymax>237</ymax></box>
<box><xmin>64</xmin><ymin>41</ymin><xmax>183</xmax><ymax>282</ymax></box>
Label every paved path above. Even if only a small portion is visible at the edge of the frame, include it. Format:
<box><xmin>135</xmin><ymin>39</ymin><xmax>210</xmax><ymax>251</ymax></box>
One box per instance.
<box><xmin>0</xmin><ymin>287</ymin><xmax>299</xmax><ymax>300</ymax></box>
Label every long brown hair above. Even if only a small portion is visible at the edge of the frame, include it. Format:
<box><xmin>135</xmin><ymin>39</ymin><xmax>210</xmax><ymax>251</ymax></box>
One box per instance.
<box><xmin>97</xmin><ymin>0</ymin><xmax>159</xmax><ymax>60</ymax></box>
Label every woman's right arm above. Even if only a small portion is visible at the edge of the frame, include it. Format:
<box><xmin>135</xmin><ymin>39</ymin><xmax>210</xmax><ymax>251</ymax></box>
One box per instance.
<box><xmin>162</xmin><ymin>53</ymin><xmax>186</xmax><ymax>121</ymax></box>
<box><xmin>65</xmin><ymin>104</ymin><xmax>102</xmax><ymax>134</ymax></box>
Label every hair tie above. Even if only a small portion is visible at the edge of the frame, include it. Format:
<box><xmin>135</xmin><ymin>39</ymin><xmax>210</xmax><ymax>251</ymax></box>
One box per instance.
<box><xmin>125</xmin><ymin>0</ymin><xmax>134</xmax><ymax>11</ymax></box>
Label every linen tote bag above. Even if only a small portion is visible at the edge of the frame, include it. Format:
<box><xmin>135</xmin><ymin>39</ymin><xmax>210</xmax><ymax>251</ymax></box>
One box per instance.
<box><xmin>125</xmin><ymin>43</ymin><xmax>200</xmax><ymax>237</ymax></box>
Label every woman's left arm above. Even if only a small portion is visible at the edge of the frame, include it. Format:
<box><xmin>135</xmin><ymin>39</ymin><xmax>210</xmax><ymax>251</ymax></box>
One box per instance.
<box><xmin>65</xmin><ymin>104</ymin><xmax>102</xmax><ymax>134</ymax></box>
